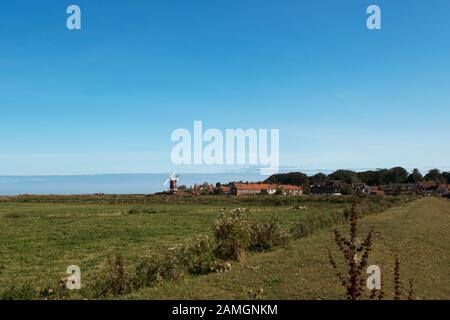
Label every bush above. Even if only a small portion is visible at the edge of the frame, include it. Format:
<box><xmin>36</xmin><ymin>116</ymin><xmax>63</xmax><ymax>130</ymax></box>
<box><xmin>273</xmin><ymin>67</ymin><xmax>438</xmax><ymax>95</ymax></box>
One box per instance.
<box><xmin>180</xmin><ymin>235</ymin><xmax>222</xmax><ymax>274</ymax></box>
<box><xmin>248</xmin><ymin>218</ymin><xmax>289</xmax><ymax>251</ymax></box>
<box><xmin>89</xmin><ymin>255</ymin><xmax>131</xmax><ymax>298</ymax></box>
<box><xmin>213</xmin><ymin>208</ymin><xmax>250</xmax><ymax>261</ymax></box>
<box><xmin>133</xmin><ymin>247</ymin><xmax>184</xmax><ymax>288</ymax></box>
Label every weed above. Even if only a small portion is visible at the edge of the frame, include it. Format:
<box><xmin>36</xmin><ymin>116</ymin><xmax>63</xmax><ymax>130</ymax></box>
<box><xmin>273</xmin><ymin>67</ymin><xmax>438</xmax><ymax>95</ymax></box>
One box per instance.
<box><xmin>393</xmin><ymin>254</ymin><xmax>402</xmax><ymax>300</ymax></box>
<box><xmin>329</xmin><ymin>200</ymin><xmax>374</xmax><ymax>300</ymax></box>
<box><xmin>248</xmin><ymin>288</ymin><xmax>264</xmax><ymax>300</ymax></box>
<box><xmin>407</xmin><ymin>279</ymin><xmax>416</xmax><ymax>300</ymax></box>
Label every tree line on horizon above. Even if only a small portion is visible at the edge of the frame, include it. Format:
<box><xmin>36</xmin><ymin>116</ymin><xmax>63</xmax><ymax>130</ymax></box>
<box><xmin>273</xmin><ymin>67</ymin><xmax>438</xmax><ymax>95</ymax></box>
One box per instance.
<box><xmin>264</xmin><ymin>167</ymin><xmax>450</xmax><ymax>188</ymax></box>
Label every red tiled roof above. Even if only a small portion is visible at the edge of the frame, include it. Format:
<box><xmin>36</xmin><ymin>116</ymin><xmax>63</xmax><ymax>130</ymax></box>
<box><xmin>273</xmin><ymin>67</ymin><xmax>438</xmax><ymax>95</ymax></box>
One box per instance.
<box><xmin>280</xmin><ymin>185</ymin><xmax>303</xmax><ymax>190</ymax></box>
<box><xmin>234</xmin><ymin>183</ymin><xmax>276</xmax><ymax>190</ymax></box>
<box><xmin>234</xmin><ymin>183</ymin><xmax>302</xmax><ymax>191</ymax></box>
<box><xmin>421</xmin><ymin>181</ymin><xmax>437</xmax><ymax>187</ymax></box>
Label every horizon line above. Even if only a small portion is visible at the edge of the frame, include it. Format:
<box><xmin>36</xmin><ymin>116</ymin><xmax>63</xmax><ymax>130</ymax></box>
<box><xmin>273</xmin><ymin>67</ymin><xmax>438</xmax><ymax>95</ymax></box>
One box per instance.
<box><xmin>1</xmin><ymin>166</ymin><xmax>449</xmax><ymax>177</ymax></box>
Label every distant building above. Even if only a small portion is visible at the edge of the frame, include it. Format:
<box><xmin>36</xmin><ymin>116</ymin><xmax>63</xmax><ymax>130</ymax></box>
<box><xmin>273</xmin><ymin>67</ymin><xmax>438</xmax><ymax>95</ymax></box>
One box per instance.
<box><xmin>169</xmin><ymin>179</ymin><xmax>177</xmax><ymax>193</ymax></box>
<box><xmin>192</xmin><ymin>183</ymin><xmax>215</xmax><ymax>195</ymax></box>
<box><xmin>230</xmin><ymin>183</ymin><xmax>303</xmax><ymax>196</ymax></box>
<box><xmin>279</xmin><ymin>184</ymin><xmax>304</xmax><ymax>195</ymax></box>
<box><xmin>437</xmin><ymin>184</ymin><xmax>449</xmax><ymax>194</ymax></box>
<box><xmin>311</xmin><ymin>180</ymin><xmax>343</xmax><ymax>196</ymax></box>
<box><xmin>418</xmin><ymin>181</ymin><xmax>438</xmax><ymax>191</ymax></box>
<box><xmin>163</xmin><ymin>173</ymin><xmax>180</xmax><ymax>195</ymax></box>
<box><xmin>368</xmin><ymin>186</ymin><xmax>385</xmax><ymax>196</ymax></box>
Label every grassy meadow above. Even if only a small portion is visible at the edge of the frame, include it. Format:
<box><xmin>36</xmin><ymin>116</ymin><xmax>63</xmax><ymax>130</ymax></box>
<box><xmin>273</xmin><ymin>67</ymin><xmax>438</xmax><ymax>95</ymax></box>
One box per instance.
<box><xmin>0</xmin><ymin>194</ymin><xmax>448</xmax><ymax>299</ymax></box>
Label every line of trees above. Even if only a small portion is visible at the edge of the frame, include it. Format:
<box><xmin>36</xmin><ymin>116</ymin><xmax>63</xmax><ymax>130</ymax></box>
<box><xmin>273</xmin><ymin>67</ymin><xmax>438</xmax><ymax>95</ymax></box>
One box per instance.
<box><xmin>265</xmin><ymin>167</ymin><xmax>450</xmax><ymax>187</ymax></box>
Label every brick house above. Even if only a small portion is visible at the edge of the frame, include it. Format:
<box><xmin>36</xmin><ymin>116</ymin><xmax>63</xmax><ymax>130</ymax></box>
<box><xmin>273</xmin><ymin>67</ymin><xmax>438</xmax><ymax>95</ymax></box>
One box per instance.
<box><xmin>230</xmin><ymin>183</ymin><xmax>303</xmax><ymax>196</ymax></box>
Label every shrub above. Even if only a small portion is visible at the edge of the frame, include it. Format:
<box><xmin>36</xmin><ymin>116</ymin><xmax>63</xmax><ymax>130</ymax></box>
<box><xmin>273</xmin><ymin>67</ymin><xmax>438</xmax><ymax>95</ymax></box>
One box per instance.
<box><xmin>133</xmin><ymin>247</ymin><xmax>184</xmax><ymax>288</ymax></box>
<box><xmin>248</xmin><ymin>218</ymin><xmax>289</xmax><ymax>251</ymax></box>
<box><xmin>213</xmin><ymin>208</ymin><xmax>250</xmax><ymax>261</ymax></box>
<box><xmin>180</xmin><ymin>235</ymin><xmax>221</xmax><ymax>274</ymax></box>
<box><xmin>89</xmin><ymin>255</ymin><xmax>131</xmax><ymax>298</ymax></box>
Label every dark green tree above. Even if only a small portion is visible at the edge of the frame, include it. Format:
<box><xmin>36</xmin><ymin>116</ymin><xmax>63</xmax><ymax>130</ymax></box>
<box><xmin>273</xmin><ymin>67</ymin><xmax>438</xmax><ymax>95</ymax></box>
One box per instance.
<box><xmin>310</xmin><ymin>172</ymin><xmax>328</xmax><ymax>185</ymax></box>
<box><xmin>357</xmin><ymin>169</ymin><xmax>389</xmax><ymax>186</ymax></box>
<box><xmin>443</xmin><ymin>172</ymin><xmax>450</xmax><ymax>184</ymax></box>
<box><xmin>424</xmin><ymin>169</ymin><xmax>444</xmax><ymax>183</ymax></box>
<box><xmin>385</xmin><ymin>167</ymin><xmax>409</xmax><ymax>184</ymax></box>
<box><xmin>302</xmin><ymin>182</ymin><xmax>311</xmax><ymax>195</ymax></box>
<box><xmin>406</xmin><ymin>169</ymin><xmax>423</xmax><ymax>184</ymax></box>
<box><xmin>264</xmin><ymin>172</ymin><xmax>309</xmax><ymax>186</ymax></box>
<box><xmin>329</xmin><ymin>170</ymin><xmax>359</xmax><ymax>184</ymax></box>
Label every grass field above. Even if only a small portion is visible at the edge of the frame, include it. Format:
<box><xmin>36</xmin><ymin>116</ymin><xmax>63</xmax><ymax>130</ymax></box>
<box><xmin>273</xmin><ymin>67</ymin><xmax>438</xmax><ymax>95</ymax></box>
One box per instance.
<box><xmin>0</xmin><ymin>195</ymin><xmax>448</xmax><ymax>299</ymax></box>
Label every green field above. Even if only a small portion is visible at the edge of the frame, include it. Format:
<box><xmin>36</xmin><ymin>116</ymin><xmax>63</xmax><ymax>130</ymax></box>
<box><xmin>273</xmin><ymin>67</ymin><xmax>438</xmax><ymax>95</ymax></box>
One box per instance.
<box><xmin>0</xmin><ymin>195</ymin><xmax>448</xmax><ymax>299</ymax></box>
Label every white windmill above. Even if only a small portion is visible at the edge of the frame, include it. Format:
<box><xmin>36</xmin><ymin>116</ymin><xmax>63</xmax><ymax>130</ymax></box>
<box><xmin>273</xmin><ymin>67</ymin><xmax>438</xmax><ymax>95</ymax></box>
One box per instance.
<box><xmin>164</xmin><ymin>172</ymin><xmax>180</xmax><ymax>194</ymax></box>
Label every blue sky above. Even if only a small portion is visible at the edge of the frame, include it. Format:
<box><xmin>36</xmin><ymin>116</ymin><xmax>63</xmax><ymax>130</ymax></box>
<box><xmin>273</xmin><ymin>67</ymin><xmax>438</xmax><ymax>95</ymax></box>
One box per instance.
<box><xmin>1</xmin><ymin>0</ymin><xmax>449</xmax><ymax>175</ymax></box>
